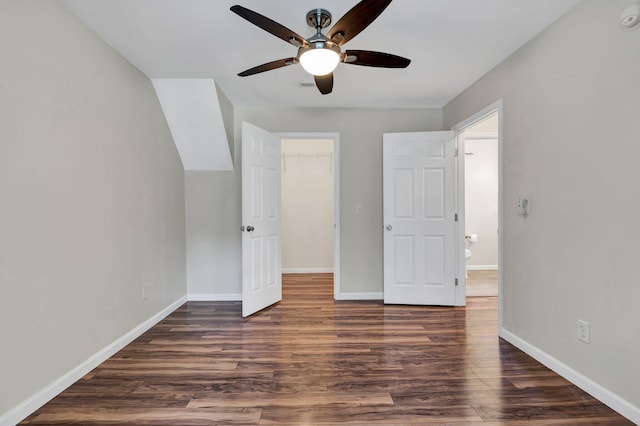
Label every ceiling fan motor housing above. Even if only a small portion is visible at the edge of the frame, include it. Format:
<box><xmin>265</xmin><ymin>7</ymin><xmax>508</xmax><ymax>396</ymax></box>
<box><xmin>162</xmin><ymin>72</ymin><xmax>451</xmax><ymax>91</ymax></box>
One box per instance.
<box><xmin>299</xmin><ymin>8</ymin><xmax>343</xmax><ymax>69</ymax></box>
<box><xmin>306</xmin><ymin>8</ymin><xmax>332</xmax><ymax>29</ymax></box>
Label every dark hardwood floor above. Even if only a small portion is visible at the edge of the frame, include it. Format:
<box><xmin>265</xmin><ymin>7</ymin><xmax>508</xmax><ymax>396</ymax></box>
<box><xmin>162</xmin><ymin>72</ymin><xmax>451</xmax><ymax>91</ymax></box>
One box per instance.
<box><xmin>21</xmin><ymin>273</ymin><xmax>631</xmax><ymax>425</ymax></box>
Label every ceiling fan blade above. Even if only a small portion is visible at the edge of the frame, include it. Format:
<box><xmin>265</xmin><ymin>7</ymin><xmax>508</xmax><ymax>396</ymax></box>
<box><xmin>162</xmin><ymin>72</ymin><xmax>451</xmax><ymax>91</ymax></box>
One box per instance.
<box><xmin>314</xmin><ymin>73</ymin><xmax>334</xmax><ymax>95</ymax></box>
<box><xmin>344</xmin><ymin>50</ymin><xmax>411</xmax><ymax>68</ymax></box>
<box><xmin>327</xmin><ymin>0</ymin><xmax>392</xmax><ymax>46</ymax></box>
<box><xmin>238</xmin><ymin>58</ymin><xmax>297</xmax><ymax>77</ymax></box>
<box><xmin>230</xmin><ymin>5</ymin><xmax>307</xmax><ymax>47</ymax></box>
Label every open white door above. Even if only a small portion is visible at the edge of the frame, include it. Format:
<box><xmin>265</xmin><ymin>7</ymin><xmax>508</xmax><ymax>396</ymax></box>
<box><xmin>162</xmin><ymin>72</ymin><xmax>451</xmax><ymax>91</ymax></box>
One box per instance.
<box><xmin>383</xmin><ymin>131</ymin><xmax>457</xmax><ymax>306</ymax></box>
<box><xmin>241</xmin><ymin>122</ymin><xmax>281</xmax><ymax>317</ymax></box>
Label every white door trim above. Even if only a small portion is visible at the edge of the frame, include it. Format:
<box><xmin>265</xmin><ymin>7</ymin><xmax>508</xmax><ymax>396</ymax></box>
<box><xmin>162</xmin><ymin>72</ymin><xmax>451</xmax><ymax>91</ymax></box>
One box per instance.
<box><xmin>278</xmin><ymin>132</ymin><xmax>340</xmax><ymax>300</ymax></box>
<box><xmin>463</xmin><ymin>132</ymin><xmax>498</xmax><ymax>140</ymax></box>
<box><xmin>451</xmin><ymin>99</ymin><xmax>504</xmax><ymax>330</ymax></box>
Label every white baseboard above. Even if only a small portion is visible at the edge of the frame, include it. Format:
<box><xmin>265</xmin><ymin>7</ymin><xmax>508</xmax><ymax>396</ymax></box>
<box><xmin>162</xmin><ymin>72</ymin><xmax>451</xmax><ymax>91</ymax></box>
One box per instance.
<box><xmin>466</xmin><ymin>264</ymin><xmax>498</xmax><ymax>270</ymax></box>
<box><xmin>1</xmin><ymin>296</ymin><xmax>187</xmax><ymax>426</ymax></box>
<box><xmin>188</xmin><ymin>293</ymin><xmax>241</xmax><ymax>301</ymax></box>
<box><xmin>335</xmin><ymin>292</ymin><xmax>383</xmax><ymax>301</ymax></box>
<box><xmin>282</xmin><ymin>268</ymin><xmax>334</xmax><ymax>274</ymax></box>
<box><xmin>189</xmin><ymin>291</ymin><xmax>379</xmax><ymax>302</ymax></box>
<box><xmin>500</xmin><ymin>328</ymin><xmax>640</xmax><ymax>425</ymax></box>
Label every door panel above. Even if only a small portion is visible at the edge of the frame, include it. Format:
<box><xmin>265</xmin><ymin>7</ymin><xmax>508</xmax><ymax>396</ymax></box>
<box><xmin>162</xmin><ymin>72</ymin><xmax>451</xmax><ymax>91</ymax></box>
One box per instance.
<box><xmin>394</xmin><ymin>235</ymin><xmax>414</xmax><ymax>284</ymax></box>
<box><xmin>393</xmin><ymin>168</ymin><xmax>413</xmax><ymax>218</ymax></box>
<box><xmin>383</xmin><ymin>131</ymin><xmax>457</xmax><ymax>306</ymax></box>
<box><xmin>423</xmin><ymin>168</ymin><xmax>445</xmax><ymax>218</ymax></box>
<box><xmin>424</xmin><ymin>235</ymin><xmax>445</xmax><ymax>285</ymax></box>
<box><xmin>242</xmin><ymin>122</ymin><xmax>281</xmax><ymax>317</ymax></box>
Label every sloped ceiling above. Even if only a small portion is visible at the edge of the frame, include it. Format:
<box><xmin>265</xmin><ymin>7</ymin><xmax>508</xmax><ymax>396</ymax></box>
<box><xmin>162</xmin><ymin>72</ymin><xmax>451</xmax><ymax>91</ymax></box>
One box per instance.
<box><xmin>152</xmin><ymin>79</ymin><xmax>233</xmax><ymax>171</ymax></box>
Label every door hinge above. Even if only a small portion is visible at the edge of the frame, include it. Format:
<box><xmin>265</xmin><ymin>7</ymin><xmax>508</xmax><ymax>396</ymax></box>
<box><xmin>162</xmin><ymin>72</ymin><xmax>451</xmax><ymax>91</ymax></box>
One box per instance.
<box><xmin>454</xmin><ymin>213</ymin><xmax>458</xmax><ymax>222</ymax></box>
<box><xmin>455</xmin><ymin>278</ymin><xmax>459</xmax><ymax>287</ymax></box>
<box><xmin>455</xmin><ymin>148</ymin><xmax>459</xmax><ymax>157</ymax></box>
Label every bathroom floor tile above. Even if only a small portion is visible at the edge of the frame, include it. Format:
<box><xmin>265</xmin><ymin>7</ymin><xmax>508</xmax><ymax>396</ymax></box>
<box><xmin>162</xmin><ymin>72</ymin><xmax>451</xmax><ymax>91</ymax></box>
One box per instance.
<box><xmin>467</xmin><ymin>269</ymin><xmax>498</xmax><ymax>297</ymax></box>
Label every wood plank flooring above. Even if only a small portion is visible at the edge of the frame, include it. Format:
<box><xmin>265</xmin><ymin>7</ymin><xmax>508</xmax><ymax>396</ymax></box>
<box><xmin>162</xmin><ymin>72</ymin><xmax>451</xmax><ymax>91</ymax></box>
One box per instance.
<box><xmin>21</xmin><ymin>273</ymin><xmax>631</xmax><ymax>425</ymax></box>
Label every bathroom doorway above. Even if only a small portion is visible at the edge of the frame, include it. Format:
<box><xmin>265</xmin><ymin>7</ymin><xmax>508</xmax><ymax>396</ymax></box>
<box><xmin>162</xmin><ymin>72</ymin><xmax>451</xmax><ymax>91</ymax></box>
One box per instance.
<box><xmin>462</xmin><ymin>113</ymin><xmax>499</xmax><ymax>297</ymax></box>
<box><xmin>453</xmin><ymin>101</ymin><xmax>503</xmax><ymax>310</ymax></box>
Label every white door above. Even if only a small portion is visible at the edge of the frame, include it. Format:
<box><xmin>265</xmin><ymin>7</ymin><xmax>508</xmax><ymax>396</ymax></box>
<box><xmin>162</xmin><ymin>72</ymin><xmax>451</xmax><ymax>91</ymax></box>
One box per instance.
<box><xmin>383</xmin><ymin>131</ymin><xmax>457</xmax><ymax>306</ymax></box>
<box><xmin>241</xmin><ymin>122</ymin><xmax>281</xmax><ymax>317</ymax></box>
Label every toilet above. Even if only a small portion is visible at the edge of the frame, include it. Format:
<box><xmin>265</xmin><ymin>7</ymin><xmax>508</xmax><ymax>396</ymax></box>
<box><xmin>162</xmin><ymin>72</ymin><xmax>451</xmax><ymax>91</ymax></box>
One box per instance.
<box><xmin>465</xmin><ymin>249</ymin><xmax>472</xmax><ymax>278</ymax></box>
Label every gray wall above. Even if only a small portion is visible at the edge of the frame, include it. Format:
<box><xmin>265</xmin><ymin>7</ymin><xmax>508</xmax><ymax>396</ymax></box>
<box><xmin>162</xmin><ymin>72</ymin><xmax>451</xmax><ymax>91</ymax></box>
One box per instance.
<box><xmin>185</xmin><ymin>108</ymin><xmax>442</xmax><ymax>296</ymax></box>
<box><xmin>186</xmin><ymin>170</ymin><xmax>241</xmax><ymax>296</ymax></box>
<box><xmin>0</xmin><ymin>0</ymin><xmax>186</xmax><ymax>417</ymax></box>
<box><xmin>444</xmin><ymin>0</ymin><xmax>640</xmax><ymax>411</ymax></box>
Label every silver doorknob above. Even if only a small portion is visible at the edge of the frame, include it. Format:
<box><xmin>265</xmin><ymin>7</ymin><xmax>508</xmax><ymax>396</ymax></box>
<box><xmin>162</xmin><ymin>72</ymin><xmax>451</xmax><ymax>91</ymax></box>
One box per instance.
<box><xmin>246</xmin><ymin>225</ymin><xmax>255</xmax><ymax>232</ymax></box>
<box><xmin>385</xmin><ymin>224</ymin><xmax>392</xmax><ymax>231</ymax></box>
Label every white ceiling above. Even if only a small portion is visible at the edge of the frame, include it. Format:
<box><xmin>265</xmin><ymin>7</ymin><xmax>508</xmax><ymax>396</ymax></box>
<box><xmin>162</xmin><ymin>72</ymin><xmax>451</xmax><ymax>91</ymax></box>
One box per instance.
<box><xmin>60</xmin><ymin>0</ymin><xmax>580</xmax><ymax>109</ymax></box>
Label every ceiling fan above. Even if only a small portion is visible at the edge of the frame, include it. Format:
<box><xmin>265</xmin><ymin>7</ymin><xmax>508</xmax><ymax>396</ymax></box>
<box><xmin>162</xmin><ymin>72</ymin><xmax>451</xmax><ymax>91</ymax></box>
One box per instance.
<box><xmin>230</xmin><ymin>0</ymin><xmax>411</xmax><ymax>95</ymax></box>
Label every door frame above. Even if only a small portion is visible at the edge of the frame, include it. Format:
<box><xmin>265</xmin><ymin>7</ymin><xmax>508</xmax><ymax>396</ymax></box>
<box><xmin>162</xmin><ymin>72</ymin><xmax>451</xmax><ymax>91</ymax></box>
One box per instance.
<box><xmin>451</xmin><ymin>99</ymin><xmax>504</xmax><ymax>329</ymax></box>
<box><xmin>278</xmin><ymin>132</ymin><xmax>340</xmax><ymax>300</ymax></box>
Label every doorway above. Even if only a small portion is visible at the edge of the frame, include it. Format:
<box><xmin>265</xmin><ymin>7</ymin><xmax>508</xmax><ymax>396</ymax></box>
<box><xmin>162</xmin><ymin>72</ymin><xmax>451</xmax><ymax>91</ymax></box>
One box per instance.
<box><xmin>462</xmin><ymin>113</ymin><xmax>499</xmax><ymax>297</ymax></box>
<box><xmin>452</xmin><ymin>101</ymin><xmax>503</xmax><ymax>323</ymax></box>
<box><xmin>279</xmin><ymin>133</ymin><xmax>340</xmax><ymax>299</ymax></box>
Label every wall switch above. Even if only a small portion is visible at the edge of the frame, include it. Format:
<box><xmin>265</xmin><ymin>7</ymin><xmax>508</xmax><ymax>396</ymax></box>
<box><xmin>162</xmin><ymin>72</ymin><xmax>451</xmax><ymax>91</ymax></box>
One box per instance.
<box><xmin>517</xmin><ymin>196</ymin><xmax>529</xmax><ymax>215</ymax></box>
<box><xmin>577</xmin><ymin>319</ymin><xmax>590</xmax><ymax>343</ymax></box>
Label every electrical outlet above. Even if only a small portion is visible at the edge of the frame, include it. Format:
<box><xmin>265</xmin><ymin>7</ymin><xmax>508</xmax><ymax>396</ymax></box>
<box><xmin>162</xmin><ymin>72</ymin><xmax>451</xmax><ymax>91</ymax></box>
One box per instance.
<box><xmin>577</xmin><ymin>319</ymin><xmax>590</xmax><ymax>343</ymax></box>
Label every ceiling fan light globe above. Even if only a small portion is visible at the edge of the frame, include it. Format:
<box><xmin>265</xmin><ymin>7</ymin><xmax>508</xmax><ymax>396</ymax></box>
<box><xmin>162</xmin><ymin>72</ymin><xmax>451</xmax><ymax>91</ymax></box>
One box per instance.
<box><xmin>299</xmin><ymin>47</ymin><xmax>340</xmax><ymax>76</ymax></box>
